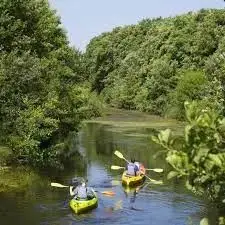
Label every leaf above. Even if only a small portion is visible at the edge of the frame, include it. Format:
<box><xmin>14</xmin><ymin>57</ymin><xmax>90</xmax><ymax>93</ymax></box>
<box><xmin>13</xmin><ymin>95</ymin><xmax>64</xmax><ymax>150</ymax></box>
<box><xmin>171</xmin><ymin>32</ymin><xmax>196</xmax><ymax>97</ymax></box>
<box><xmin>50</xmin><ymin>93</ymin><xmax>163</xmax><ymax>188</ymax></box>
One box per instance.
<box><xmin>204</xmin><ymin>153</ymin><xmax>225</xmax><ymax>172</ymax></box>
<box><xmin>196</xmin><ymin>113</ymin><xmax>211</xmax><ymax>127</ymax></box>
<box><xmin>167</xmin><ymin>171</ymin><xmax>179</xmax><ymax>180</ymax></box>
<box><xmin>184</xmin><ymin>124</ymin><xmax>192</xmax><ymax>143</ymax></box>
<box><xmin>208</xmin><ymin>153</ymin><xmax>225</xmax><ymax>168</ymax></box>
<box><xmin>184</xmin><ymin>101</ymin><xmax>191</xmax><ymax>122</ymax></box>
<box><xmin>200</xmin><ymin>217</ymin><xmax>209</xmax><ymax>225</ymax></box>
<box><xmin>219</xmin><ymin>118</ymin><xmax>225</xmax><ymax>126</ymax></box>
<box><xmin>151</xmin><ymin>135</ymin><xmax>160</xmax><ymax>144</ymax></box>
<box><xmin>166</xmin><ymin>151</ymin><xmax>189</xmax><ymax>171</ymax></box>
<box><xmin>193</xmin><ymin>146</ymin><xmax>210</xmax><ymax>164</ymax></box>
<box><xmin>199</xmin><ymin>175</ymin><xmax>210</xmax><ymax>183</ymax></box>
<box><xmin>213</xmin><ymin>133</ymin><xmax>221</xmax><ymax>143</ymax></box>
<box><xmin>159</xmin><ymin>129</ymin><xmax>171</xmax><ymax>144</ymax></box>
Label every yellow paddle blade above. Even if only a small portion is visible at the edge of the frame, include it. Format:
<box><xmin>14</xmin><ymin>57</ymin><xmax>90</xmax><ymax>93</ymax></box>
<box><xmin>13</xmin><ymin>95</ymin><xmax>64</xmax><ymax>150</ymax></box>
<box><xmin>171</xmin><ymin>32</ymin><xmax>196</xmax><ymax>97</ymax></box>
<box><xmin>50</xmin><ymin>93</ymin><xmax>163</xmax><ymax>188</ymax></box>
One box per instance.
<box><xmin>111</xmin><ymin>165</ymin><xmax>125</xmax><ymax>170</ymax></box>
<box><xmin>153</xmin><ymin>168</ymin><xmax>163</xmax><ymax>173</ymax></box>
<box><xmin>146</xmin><ymin>168</ymin><xmax>163</xmax><ymax>173</ymax></box>
<box><xmin>51</xmin><ymin>182</ymin><xmax>69</xmax><ymax>188</ymax></box>
<box><xmin>144</xmin><ymin>175</ymin><xmax>163</xmax><ymax>185</ymax></box>
<box><xmin>114</xmin><ymin>150</ymin><xmax>124</xmax><ymax>159</ymax></box>
<box><xmin>151</xmin><ymin>180</ymin><xmax>163</xmax><ymax>185</ymax></box>
<box><xmin>101</xmin><ymin>191</ymin><xmax>115</xmax><ymax>196</ymax></box>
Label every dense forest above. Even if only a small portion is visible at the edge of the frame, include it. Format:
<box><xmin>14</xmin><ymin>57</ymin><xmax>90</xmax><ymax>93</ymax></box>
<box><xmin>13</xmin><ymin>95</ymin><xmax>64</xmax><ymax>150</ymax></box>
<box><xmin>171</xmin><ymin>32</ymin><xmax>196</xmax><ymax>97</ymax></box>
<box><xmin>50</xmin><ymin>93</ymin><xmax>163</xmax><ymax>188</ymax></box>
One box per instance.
<box><xmin>0</xmin><ymin>0</ymin><xmax>103</xmax><ymax>169</ymax></box>
<box><xmin>84</xmin><ymin>9</ymin><xmax>225</xmax><ymax>119</ymax></box>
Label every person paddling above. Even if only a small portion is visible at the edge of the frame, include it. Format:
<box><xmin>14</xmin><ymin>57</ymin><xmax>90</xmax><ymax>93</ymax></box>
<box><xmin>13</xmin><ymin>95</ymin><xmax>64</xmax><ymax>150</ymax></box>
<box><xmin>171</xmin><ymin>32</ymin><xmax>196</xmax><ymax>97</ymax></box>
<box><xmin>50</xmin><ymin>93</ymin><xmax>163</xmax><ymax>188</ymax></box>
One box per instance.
<box><xmin>70</xmin><ymin>182</ymin><xmax>94</xmax><ymax>200</ymax></box>
<box><xmin>126</xmin><ymin>159</ymin><xmax>139</xmax><ymax>176</ymax></box>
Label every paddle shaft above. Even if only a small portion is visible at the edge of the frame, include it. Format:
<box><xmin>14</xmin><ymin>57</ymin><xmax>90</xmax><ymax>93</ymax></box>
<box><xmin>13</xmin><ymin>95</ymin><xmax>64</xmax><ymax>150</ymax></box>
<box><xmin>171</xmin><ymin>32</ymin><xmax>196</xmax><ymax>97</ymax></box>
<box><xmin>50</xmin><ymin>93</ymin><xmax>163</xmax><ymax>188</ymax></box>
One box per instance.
<box><xmin>111</xmin><ymin>165</ymin><xmax>163</xmax><ymax>173</ymax></box>
<box><xmin>51</xmin><ymin>182</ymin><xmax>115</xmax><ymax>196</ymax></box>
<box><xmin>143</xmin><ymin>173</ymin><xmax>163</xmax><ymax>184</ymax></box>
<box><xmin>145</xmin><ymin>168</ymin><xmax>163</xmax><ymax>173</ymax></box>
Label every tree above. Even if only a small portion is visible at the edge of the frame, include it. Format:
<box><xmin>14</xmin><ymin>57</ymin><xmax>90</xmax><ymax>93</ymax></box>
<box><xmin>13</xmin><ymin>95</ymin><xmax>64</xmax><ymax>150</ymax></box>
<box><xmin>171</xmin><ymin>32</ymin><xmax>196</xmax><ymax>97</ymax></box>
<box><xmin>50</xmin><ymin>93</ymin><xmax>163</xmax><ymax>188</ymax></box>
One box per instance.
<box><xmin>0</xmin><ymin>0</ymin><xmax>103</xmax><ymax>168</ymax></box>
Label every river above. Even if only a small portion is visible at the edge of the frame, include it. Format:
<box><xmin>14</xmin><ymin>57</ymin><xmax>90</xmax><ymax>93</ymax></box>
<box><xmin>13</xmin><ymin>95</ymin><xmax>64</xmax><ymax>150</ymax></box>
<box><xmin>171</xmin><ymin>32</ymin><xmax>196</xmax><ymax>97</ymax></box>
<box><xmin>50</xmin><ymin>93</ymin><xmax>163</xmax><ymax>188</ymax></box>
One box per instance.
<box><xmin>0</xmin><ymin>110</ymin><xmax>220</xmax><ymax>225</ymax></box>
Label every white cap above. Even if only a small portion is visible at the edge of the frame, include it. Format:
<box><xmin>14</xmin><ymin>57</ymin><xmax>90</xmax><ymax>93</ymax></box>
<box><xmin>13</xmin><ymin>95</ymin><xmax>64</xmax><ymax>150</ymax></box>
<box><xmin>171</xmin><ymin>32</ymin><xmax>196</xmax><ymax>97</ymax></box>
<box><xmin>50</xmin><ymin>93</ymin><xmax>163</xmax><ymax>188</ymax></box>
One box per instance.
<box><xmin>81</xmin><ymin>183</ymin><xmax>86</xmax><ymax>187</ymax></box>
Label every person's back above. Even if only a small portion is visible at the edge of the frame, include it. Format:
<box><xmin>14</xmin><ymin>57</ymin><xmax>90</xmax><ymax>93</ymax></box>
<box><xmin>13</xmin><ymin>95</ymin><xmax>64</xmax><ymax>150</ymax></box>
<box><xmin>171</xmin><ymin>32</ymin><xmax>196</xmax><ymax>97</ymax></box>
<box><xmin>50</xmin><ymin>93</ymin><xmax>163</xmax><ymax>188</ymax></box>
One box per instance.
<box><xmin>126</xmin><ymin>159</ymin><xmax>139</xmax><ymax>176</ymax></box>
<box><xmin>77</xmin><ymin>185</ymin><xmax>87</xmax><ymax>199</ymax></box>
<box><xmin>70</xmin><ymin>183</ymin><xmax>88</xmax><ymax>200</ymax></box>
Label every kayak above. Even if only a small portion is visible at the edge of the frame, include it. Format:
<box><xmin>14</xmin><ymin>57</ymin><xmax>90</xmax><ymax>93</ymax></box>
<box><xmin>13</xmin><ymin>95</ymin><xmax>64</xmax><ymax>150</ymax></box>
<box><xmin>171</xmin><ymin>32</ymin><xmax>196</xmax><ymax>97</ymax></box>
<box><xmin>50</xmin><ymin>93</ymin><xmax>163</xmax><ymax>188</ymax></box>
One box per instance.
<box><xmin>122</xmin><ymin>164</ymin><xmax>146</xmax><ymax>187</ymax></box>
<box><xmin>69</xmin><ymin>191</ymin><xmax>98</xmax><ymax>214</ymax></box>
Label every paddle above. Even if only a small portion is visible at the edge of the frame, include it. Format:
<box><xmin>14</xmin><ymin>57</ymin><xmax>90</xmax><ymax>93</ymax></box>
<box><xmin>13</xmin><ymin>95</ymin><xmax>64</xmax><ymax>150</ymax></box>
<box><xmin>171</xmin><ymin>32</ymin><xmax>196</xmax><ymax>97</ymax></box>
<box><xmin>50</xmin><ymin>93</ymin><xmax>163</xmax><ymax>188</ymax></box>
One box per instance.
<box><xmin>111</xmin><ymin>165</ymin><xmax>163</xmax><ymax>173</ymax></box>
<box><xmin>111</xmin><ymin>165</ymin><xmax>125</xmax><ymax>170</ymax></box>
<box><xmin>50</xmin><ymin>182</ymin><xmax>115</xmax><ymax>196</ymax></box>
<box><xmin>143</xmin><ymin>174</ymin><xmax>163</xmax><ymax>185</ymax></box>
<box><xmin>114</xmin><ymin>150</ymin><xmax>129</xmax><ymax>163</ymax></box>
<box><xmin>145</xmin><ymin>168</ymin><xmax>163</xmax><ymax>173</ymax></box>
<box><xmin>51</xmin><ymin>182</ymin><xmax>69</xmax><ymax>188</ymax></box>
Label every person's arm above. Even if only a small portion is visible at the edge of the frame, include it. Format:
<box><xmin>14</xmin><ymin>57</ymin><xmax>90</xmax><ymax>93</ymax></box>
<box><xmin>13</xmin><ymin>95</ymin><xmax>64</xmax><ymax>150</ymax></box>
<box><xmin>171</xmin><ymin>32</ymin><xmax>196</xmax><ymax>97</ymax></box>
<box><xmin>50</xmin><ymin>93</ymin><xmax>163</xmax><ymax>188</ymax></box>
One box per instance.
<box><xmin>70</xmin><ymin>186</ymin><xmax>74</xmax><ymax>196</ymax></box>
<box><xmin>87</xmin><ymin>187</ymin><xmax>93</xmax><ymax>196</ymax></box>
<box><xmin>70</xmin><ymin>186</ymin><xmax>77</xmax><ymax>196</ymax></box>
<box><xmin>134</xmin><ymin>165</ymin><xmax>139</xmax><ymax>175</ymax></box>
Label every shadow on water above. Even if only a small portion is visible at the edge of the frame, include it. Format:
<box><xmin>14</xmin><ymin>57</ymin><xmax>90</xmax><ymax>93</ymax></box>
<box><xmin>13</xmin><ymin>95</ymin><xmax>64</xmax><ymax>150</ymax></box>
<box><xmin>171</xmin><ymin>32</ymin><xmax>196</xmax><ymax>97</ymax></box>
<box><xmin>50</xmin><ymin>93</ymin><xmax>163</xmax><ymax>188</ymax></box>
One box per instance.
<box><xmin>0</xmin><ymin>110</ymin><xmax>223</xmax><ymax>225</ymax></box>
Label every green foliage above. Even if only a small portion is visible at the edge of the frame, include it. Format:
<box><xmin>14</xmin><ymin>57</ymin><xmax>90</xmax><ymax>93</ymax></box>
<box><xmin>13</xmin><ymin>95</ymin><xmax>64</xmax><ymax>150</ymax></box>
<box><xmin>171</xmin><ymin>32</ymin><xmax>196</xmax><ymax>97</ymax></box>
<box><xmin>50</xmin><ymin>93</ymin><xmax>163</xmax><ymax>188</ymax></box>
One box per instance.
<box><xmin>84</xmin><ymin>9</ymin><xmax>225</xmax><ymax>117</ymax></box>
<box><xmin>0</xmin><ymin>0</ymin><xmax>68</xmax><ymax>56</ymax></box>
<box><xmin>168</xmin><ymin>71</ymin><xmax>208</xmax><ymax>119</ymax></box>
<box><xmin>152</xmin><ymin>101</ymin><xmax>225</xmax><ymax>200</ymax></box>
<box><xmin>0</xmin><ymin>0</ymin><xmax>103</xmax><ymax>168</ymax></box>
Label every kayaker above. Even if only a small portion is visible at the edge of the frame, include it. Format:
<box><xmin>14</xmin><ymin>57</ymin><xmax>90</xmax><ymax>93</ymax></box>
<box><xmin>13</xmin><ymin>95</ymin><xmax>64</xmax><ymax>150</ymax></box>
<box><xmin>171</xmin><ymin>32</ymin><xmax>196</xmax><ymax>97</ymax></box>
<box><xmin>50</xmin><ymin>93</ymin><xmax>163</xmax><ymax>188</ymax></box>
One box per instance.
<box><xmin>126</xmin><ymin>159</ymin><xmax>139</xmax><ymax>176</ymax></box>
<box><xmin>70</xmin><ymin>182</ymin><xmax>94</xmax><ymax>200</ymax></box>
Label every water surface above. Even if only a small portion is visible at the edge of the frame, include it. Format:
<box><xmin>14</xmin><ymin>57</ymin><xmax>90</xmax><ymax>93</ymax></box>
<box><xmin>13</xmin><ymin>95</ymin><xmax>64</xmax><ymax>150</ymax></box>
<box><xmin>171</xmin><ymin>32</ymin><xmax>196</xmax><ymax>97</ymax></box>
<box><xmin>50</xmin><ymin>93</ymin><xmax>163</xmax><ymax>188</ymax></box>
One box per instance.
<box><xmin>0</xmin><ymin>110</ymin><xmax>219</xmax><ymax>225</ymax></box>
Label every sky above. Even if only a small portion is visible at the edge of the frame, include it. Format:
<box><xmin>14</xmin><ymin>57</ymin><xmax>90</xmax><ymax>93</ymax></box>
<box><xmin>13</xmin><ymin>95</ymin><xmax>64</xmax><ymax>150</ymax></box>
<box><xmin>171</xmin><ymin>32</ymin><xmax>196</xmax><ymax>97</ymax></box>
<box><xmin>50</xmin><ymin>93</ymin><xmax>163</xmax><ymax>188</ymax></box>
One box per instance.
<box><xmin>49</xmin><ymin>0</ymin><xmax>224</xmax><ymax>51</ymax></box>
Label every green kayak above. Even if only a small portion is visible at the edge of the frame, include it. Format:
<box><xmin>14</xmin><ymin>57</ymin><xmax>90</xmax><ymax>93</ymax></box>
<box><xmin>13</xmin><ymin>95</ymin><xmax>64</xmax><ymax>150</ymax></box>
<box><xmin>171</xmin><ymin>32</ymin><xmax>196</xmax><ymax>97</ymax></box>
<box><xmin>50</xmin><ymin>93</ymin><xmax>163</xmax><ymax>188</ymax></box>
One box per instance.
<box><xmin>69</xmin><ymin>192</ymin><xmax>98</xmax><ymax>214</ymax></box>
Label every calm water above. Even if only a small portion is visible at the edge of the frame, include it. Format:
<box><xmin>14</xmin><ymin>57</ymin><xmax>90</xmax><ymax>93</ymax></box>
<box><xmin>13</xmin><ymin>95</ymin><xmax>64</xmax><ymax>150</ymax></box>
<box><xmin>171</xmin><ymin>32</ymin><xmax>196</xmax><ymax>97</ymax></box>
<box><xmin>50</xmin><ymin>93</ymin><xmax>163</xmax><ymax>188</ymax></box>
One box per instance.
<box><xmin>0</xmin><ymin>111</ymin><xmax>220</xmax><ymax>225</ymax></box>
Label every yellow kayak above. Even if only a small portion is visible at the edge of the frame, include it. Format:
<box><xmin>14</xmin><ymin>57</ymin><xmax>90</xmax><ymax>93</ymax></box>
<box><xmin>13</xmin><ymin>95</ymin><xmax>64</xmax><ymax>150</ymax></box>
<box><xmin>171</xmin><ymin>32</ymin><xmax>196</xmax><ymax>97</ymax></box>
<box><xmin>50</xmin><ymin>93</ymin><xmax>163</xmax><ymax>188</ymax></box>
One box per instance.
<box><xmin>69</xmin><ymin>192</ymin><xmax>98</xmax><ymax>214</ymax></box>
<box><xmin>122</xmin><ymin>164</ymin><xmax>146</xmax><ymax>187</ymax></box>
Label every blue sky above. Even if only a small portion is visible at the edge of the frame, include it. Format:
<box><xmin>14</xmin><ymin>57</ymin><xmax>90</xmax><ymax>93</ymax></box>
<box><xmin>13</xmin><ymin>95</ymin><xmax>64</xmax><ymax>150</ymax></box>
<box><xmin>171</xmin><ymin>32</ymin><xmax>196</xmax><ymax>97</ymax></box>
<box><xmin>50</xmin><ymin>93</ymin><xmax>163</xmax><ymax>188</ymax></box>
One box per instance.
<box><xmin>49</xmin><ymin>0</ymin><xmax>224</xmax><ymax>51</ymax></box>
